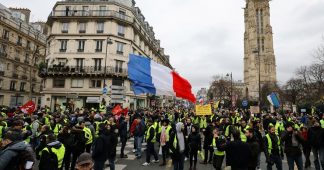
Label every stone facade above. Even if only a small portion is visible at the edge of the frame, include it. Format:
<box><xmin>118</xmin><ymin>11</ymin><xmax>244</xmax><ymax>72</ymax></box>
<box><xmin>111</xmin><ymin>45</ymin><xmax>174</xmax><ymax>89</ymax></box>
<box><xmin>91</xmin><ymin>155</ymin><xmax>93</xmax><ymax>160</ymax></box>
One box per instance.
<box><xmin>0</xmin><ymin>4</ymin><xmax>46</xmax><ymax>107</ymax></box>
<box><xmin>42</xmin><ymin>0</ymin><xmax>172</xmax><ymax>111</ymax></box>
<box><xmin>244</xmin><ymin>0</ymin><xmax>277</xmax><ymax>100</ymax></box>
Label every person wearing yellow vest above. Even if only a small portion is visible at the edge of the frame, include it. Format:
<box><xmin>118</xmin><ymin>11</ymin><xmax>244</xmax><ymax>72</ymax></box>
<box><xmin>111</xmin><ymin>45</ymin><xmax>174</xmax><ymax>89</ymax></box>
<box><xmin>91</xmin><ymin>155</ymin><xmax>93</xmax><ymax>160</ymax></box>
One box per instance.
<box><xmin>159</xmin><ymin>118</ymin><xmax>171</xmax><ymax>166</ymax></box>
<box><xmin>0</xmin><ymin>115</ymin><xmax>7</xmax><ymax>141</ymax></box>
<box><xmin>77</xmin><ymin>118</ymin><xmax>93</xmax><ymax>153</ymax></box>
<box><xmin>39</xmin><ymin>134</ymin><xmax>65</xmax><ymax>170</ymax></box>
<box><xmin>320</xmin><ymin>114</ymin><xmax>324</xmax><ymax>128</ymax></box>
<box><xmin>263</xmin><ymin>125</ymin><xmax>283</xmax><ymax>170</ymax></box>
<box><xmin>211</xmin><ymin>128</ymin><xmax>226</xmax><ymax>170</ymax></box>
<box><xmin>199</xmin><ymin>116</ymin><xmax>207</xmax><ymax>131</ymax></box>
<box><xmin>239</xmin><ymin>120</ymin><xmax>249</xmax><ymax>142</ymax></box>
<box><xmin>99</xmin><ymin>103</ymin><xmax>106</xmax><ymax>114</ymax></box>
<box><xmin>245</xmin><ymin>128</ymin><xmax>260</xmax><ymax>170</ymax></box>
<box><xmin>142</xmin><ymin>119</ymin><xmax>159</xmax><ymax>166</ymax></box>
<box><xmin>275</xmin><ymin>119</ymin><xmax>285</xmax><ymax>136</ymax></box>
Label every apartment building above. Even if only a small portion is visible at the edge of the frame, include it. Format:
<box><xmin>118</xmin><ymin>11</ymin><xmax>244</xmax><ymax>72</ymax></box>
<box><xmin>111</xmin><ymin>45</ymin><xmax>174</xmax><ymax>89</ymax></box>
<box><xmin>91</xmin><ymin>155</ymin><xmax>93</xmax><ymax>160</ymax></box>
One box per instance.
<box><xmin>42</xmin><ymin>0</ymin><xmax>172</xmax><ymax>110</ymax></box>
<box><xmin>0</xmin><ymin>4</ymin><xmax>46</xmax><ymax>107</ymax></box>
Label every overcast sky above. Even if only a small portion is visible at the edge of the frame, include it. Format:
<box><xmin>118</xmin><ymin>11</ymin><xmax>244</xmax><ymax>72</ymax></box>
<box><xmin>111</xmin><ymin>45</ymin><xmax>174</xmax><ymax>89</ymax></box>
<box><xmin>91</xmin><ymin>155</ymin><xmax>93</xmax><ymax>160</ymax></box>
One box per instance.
<box><xmin>2</xmin><ymin>0</ymin><xmax>324</xmax><ymax>93</ymax></box>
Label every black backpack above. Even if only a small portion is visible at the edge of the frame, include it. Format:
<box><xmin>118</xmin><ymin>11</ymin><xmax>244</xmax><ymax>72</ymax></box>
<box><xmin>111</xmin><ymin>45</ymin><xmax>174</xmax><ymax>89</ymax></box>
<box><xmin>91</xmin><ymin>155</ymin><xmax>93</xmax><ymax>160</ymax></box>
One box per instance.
<box><xmin>39</xmin><ymin>147</ymin><xmax>58</xmax><ymax>170</ymax></box>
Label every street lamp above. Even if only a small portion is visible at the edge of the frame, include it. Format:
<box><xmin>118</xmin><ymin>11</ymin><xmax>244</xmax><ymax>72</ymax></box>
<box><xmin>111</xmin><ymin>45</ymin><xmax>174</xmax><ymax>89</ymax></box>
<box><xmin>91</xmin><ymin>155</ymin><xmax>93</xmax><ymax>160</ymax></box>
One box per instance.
<box><xmin>252</xmin><ymin>48</ymin><xmax>261</xmax><ymax>113</ymax></box>
<box><xmin>226</xmin><ymin>72</ymin><xmax>233</xmax><ymax>109</ymax></box>
<box><xmin>104</xmin><ymin>38</ymin><xmax>113</xmax><ymax>87</ymax></box>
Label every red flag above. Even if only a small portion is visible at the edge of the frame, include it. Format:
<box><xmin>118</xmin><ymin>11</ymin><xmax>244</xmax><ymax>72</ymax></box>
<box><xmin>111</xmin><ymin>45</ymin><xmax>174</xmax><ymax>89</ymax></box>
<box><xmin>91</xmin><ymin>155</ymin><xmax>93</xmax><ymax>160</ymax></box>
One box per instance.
<box><xmin>172</xmin><ymin>71</ymin><xmax>196</xmax><ymax>103</ymax></box>
<box><xmin>112</xmin><ymin>105</ymin><xmax>122</xmax><ymax>115</ymax></box>
<box><xmin>20</xmin><ymin>100</ymin><xmax>36</xmax><ymax>114</ymax></box>
<box><xmin>121</xmin><ymin>108</ymin><xmax>128</xmax><ymax>116</ymax></box>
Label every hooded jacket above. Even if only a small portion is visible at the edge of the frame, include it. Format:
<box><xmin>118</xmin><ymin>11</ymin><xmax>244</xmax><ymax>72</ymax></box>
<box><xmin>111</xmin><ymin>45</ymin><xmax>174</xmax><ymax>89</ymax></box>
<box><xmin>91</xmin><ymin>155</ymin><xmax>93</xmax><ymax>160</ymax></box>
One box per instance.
<box><xmin>0</xmin><ymin>141</ymin><xmax>34</xmax><ymax>170</ymax></box>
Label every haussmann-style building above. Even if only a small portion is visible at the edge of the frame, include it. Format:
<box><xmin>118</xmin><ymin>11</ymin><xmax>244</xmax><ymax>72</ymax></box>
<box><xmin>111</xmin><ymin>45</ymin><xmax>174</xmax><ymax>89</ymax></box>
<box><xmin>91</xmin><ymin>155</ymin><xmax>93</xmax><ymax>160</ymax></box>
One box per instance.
<box><xmin>41</xmin><ymin>0</ymin><xmax>172</xmax><ymax>111</ymax></box>
<box><xmin>0</xmin><ymin>4</ymin><xmax>47</xmax><ymax>107</ymax></box>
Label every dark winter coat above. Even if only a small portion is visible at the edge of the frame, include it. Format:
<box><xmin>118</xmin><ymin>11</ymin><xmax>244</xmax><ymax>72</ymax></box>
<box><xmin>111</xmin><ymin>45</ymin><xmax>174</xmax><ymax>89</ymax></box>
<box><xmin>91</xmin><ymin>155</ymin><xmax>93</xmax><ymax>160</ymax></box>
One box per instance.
<box><xmin>0</xmin><ymin>141</ymin><xmax>35</xmax><ymax>170</ymax></box>
<box><xmin>281</xmin><ymin>131</ymin><xmax>304</xmax><ymax>156</ymax></box>
<box><xmin>224</xmin><ymin>139</ymin><xmax>252</xmax><ymax>169</ymax></box>
<box><xmin>247</xmin><ymin>136</ymin><xmax>260</xmax><ymax>168</ymax></box>
<box><xmin>188</xmin><ymin>131</ymin><xmax>201</xmax><ymax>153</ymax></box>
<box><xmin>92</xmin><ymin>129</ymin><xmax>118</xmax><ymax>161</ymax></box>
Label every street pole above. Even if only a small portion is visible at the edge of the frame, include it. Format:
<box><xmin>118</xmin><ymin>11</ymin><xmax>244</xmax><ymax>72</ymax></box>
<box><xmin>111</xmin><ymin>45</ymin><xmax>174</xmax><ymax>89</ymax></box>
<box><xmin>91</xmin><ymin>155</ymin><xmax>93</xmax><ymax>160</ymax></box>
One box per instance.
<box><xmin>230</xmin><ymin>72</ymin><xmax>233</xmax><ymax>109</ymax></box>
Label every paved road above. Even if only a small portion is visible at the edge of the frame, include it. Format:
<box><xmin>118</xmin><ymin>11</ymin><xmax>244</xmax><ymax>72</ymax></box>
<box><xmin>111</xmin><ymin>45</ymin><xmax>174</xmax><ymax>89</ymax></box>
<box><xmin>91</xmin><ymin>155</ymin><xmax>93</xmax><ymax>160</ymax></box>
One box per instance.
<box><xmin>108</xmin><ymin>138</ymin><xmax>317</xmax><ymax>170</ymax></box>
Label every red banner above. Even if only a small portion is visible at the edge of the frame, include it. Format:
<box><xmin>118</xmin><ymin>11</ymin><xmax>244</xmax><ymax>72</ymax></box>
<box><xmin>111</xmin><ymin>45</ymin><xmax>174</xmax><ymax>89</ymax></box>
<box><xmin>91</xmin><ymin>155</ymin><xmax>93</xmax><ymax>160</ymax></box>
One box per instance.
<box><xmin>20</xmin><ymin>100</ymin><xmax>36</xmax><ymax>114</ymax></box>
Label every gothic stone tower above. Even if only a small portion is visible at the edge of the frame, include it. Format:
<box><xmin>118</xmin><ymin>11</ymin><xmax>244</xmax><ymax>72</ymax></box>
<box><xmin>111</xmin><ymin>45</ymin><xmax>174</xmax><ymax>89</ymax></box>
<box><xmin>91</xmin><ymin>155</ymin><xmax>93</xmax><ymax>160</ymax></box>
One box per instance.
<box><xmin>244</xmin><ymin>0</ymin><xmax>277</xmax><ymax>100</ymax></box>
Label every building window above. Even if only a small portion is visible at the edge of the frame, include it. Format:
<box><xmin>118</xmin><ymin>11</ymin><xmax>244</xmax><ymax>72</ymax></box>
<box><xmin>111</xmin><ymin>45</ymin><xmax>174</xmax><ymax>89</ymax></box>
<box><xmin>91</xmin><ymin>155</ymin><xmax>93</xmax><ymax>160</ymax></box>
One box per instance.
<box><xmin>257</xmin><ymin>38</ymin><xmax>260</xmax><ymax>52</ymax></box>
<box><xmin>53</xmin><ymin>78</ymin><xmax>65</xmax><ymax>88</ymax></box>
<box><xmin>260</xmin><ymin>9</ymin><xmax>264</xmax><ymax>34</ymax></box>
<box><xmin>79</xmin><ymin>23</ymin><xmax>86</xmax><ymax>33</ymax></box>
<box><xmin>118</xmin><ymin>9</ymin><xmax>126</xmax><ymax>20</ymax></box>
<box><xmin>75</xmin><ymin>58</ymin><xmax>84</xmax><ymax>70</ymax></box>
<box><xmin>118</xmin><ymin>25</ymin><xmax>125</xmax><ymax>37</ymax></box>
<box><xmin>71</xmin><ymin>79</ymin><xmax>84</xmax><ymax>88</ymax></box>
<box><xmin>95</xmin><ymin>40</ymin><xmax>103</xmax><ymax>52</ymax></box>
<box><xmin>116</xmin><ymin>42</ymin><xmax>124</xmax><ymax>55</ymax></box>
<box><xmin>20</xmin><ymin>82</ymin><xmax>25</xmax><ymax>92</ymax></box>
<box><xmin>58</xmin><ymin>58</ymin><xmax>67</xmax><ymax>66</ymax></box>
<box><xmin>77</xmin><ymin>40</ymin><xmax>85</xmax><ymax>52</ymax></box>
<box><xmin>2</xmin><ymin>30</ymin><xmax>9</xmax><ymax>40</ymax></box>
<box><xmin>25</xmin><ymin>53</ymin><xmax>29</xmax><ymax>63</ymax></box>
<box><xmin>261</xmin><ymin>38</ymin><xmax>265</xmax><ymax>52</ymax></box>
<box><xmin>82</xmin><ymin>6</ymin><xmax>89</xmax><ymax>16</ymax></box>
<box><xmin>17</xmin><ymin>36</ymin><xmax>22</xmax><ymax>46</ymax></box>
<box><xmin>10</xmin><ymin>81</ymin><xmax>16</xmax><ymax>91</ymax></box>
<box><xmin>90</xmin><ymin>80</ymin><xmax>101</xmax><ymax>88</ymax></box>
<box><xmin>60</xmin><ymin>40</ymin><xmax>67</xmax><ymax>52</ymax></box>
<box><xmin>94</xmin><ymin>58</ymin><xmax>102</xmax><ymax>71</ymax></box>
<box><xmin>0</xmin><ymin>79</ymin><xmax>3</xmax><ymax>89</ymax></box>
<box><xmin>31</xmin><ymin>84</ymin><xmax>35</xmax><ymax>93</ymax></box>
<box><xmin>112</xmin><ymin>78</ymin><xmax>123</xmax><ymax>86</ymax></box>
<box><xmin>97</xmin><ymin>22</ymin><xmax>104</xmax><ymax>33</ymax></box>
<box><xmin>115</xmin><ymin>60</ymin><xmax>123</xmax><ymax>73</ymax></box>
<box><xmin>62</xmin><ymin>23</ymin><xmax>69</xmax><ymax>33</ymax></box>
<box><xmin>26</xmin><ymin>41</ymin><xmax>31</xmax><ymax>50</ymax></box>
<box><xmin>99</xmin><ymin>6</ymin><xmax>106</xmax><ymax>16</ymax></box>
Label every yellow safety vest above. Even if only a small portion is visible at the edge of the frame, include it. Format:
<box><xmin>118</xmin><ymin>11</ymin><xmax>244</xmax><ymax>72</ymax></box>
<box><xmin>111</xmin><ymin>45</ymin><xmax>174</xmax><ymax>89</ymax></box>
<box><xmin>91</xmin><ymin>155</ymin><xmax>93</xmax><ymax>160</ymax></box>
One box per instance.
<box><xmin>53</xmin><ymin>124</ymin><xmax>62</xmax><ymax>137</ymax></box>
<box><xmin>265</xmin><ymin>134</ymin><xmax>281</xmax><ymax>155</ymax></box>
<box><xmin>41</xmin><ymin>144</ymin><xmax>65</xmax><ymax>169</ymax></box>
<box><xmin>212</xmin><ymin>137</ymin><xmax>225</xmax><ymax>156</ymax></box>
<box><xmin>83</xmin><ymin>127</ymin><xmax>93</xmax><ymax>145</ymax></box>
<box><xmin>94</xmin><ymin>121</ymin><xmax>102</xmax><ymax>137</ymax></box>
<box><xmin>275</xmin><ymin>122</ymin><xmax>284</xmax><ymax>135</ymax></box>
<box><xmin>320</xmin><ymin>120</ymin><xmax>324</xmax><ymax>128</ymax></box>
<box><xmin>146</xmin><ymin>125</ymin><xmax>156</xmax><ymax>143</ymax></box>
<box><xmin>0</xmin><ymin>126</ymin><xmax>4</xmax><ymax>140</ymax></box>
<box><xmin>165</xmin><ymin>125</ymin><xmax>172</xmax><ymax>142</ymax></box>
<box><xmin>23</xmin><ymin>125</ymin><xmax>31</xmax><ymax>143</ymax></box>
<box><xmin>200</xmin><ymin>118</ymin><xmax>207</xmax><ymax>129</ymax></box>
<box><xmin>99</xmin><ymin>104</ymin><xmax>105</xmax><ymax>112</ymax></box>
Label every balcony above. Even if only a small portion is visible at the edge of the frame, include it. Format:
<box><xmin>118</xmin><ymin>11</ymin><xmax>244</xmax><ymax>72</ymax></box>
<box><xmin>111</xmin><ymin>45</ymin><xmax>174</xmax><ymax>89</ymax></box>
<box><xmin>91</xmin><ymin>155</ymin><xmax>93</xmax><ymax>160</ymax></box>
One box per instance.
<box><xmin>49</xmin><ymin>10</ymin><xmax>133</xmax><ymax>23</ymax></box>
<box><xmin>14</xmin><ymin>57</ymin><xmax>20</xmax><ymax>61</ymax></box>
<box><xmin>22</xmin><ymin>75</ymin><xmax>28</xmax><ymax>80</ymax></box>
<box><xmin>40</xmin><ymin>65</ymin><xmax>127</xmax><ymax>78</ymax></box>
<box><xmin>24</xmin><ymin>60</ymin><xmax>30</xmax><ymax>64</ymax></box>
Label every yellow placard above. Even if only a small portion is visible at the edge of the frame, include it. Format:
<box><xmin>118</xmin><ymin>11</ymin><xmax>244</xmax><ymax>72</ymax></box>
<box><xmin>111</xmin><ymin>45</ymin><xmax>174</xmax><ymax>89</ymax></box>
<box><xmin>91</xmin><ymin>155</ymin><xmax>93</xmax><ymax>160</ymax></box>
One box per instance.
<box><xmin>195</xmin><ymin>104</ymin><xmax>212</xmax><ymax>116</ymax></box>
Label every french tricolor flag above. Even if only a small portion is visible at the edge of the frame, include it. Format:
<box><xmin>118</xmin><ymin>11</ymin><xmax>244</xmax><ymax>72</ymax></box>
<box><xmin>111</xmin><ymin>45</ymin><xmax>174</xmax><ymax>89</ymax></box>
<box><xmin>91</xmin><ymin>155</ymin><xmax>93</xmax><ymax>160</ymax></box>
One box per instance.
<box><xmin>128</xmin><ymin>54</ymin><xmax>196</xmax><ymax>103</ymax></box>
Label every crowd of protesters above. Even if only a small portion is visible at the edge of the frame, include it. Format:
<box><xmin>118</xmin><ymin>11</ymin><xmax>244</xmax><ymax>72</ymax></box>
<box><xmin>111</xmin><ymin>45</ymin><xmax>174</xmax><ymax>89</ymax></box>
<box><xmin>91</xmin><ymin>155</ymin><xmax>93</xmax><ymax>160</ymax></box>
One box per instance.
<box><xmin>0</xmin><ymin>103</ymin><xmax>323</xmax><ymax>170</ymax></box>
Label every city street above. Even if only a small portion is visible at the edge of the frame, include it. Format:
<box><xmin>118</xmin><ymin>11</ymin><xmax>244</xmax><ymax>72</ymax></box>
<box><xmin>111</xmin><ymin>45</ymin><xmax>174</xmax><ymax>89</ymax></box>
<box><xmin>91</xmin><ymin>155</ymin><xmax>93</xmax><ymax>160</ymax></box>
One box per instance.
<box><xmin>110</xmin><ymin>138</ymin><xmax>316</xmax><ymax>170</ymax></box>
